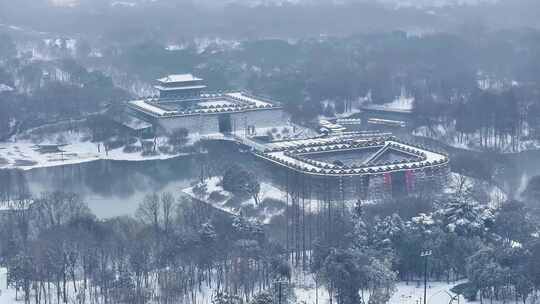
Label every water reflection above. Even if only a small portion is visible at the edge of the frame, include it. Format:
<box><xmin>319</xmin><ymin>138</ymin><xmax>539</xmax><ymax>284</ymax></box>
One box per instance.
<box><xmin>21</xmin><ymin>157</ymin><xmax>195</xmax><ymax>217</ymax></box>
<box><xmin>4</xmin><ymin>140</ymin><xmax>540</xmax><ymax>218</ymax></box>
<box><xmin>9</xmin><ymin>141</ymin><xmax>249</xmax><ymax>218</ymax></box>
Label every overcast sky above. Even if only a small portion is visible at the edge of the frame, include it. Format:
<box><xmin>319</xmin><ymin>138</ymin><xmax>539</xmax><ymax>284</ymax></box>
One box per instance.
<box><xmin>46</xmin><ymin>0</ymin><xmax>499</xmax><ymax>8</ymax></box>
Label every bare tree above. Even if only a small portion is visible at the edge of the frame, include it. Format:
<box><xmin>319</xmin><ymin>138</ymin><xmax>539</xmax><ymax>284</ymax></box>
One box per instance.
<box><xmin>161</xmin><ymin>192</ymin><xmax>175</xmax><ymax>235</ymax></box>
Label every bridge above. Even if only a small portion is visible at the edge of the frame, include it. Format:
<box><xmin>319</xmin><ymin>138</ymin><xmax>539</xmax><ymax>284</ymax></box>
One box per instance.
<box><xmin>201</xmin><ymin>130</ymin><xmax>394</xmax><ymax>154</ymax></box>
<box><xmin>200</xmin><ymin>133</ymin><xmax>268</xmax><ymax>152</ymax></box>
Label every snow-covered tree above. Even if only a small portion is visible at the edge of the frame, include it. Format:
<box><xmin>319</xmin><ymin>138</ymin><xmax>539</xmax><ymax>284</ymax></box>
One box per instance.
<box><xmin>212</xmin><ymin>291</ymin><xmax>242</xmax><ymax>304</ymax></box>
<box><xmin>435</xmin><ymin>199</ymin><xmax>494</xmax><ymax>236</ymax></box>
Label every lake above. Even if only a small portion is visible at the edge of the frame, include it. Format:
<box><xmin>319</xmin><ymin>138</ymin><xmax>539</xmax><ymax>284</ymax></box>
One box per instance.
<box><xmin>5</xmin><ymin>139</ymin><xmax>540</xmax><ymax>218</ymax></box>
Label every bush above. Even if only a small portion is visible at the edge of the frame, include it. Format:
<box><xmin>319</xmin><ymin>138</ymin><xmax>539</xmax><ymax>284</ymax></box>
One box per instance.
<box><xmin>141</xmin><ymin>150</ymin><xmax>159</xmax><ymax>156</ymax></box>
<box><xmin>451</xmin><ymin>152</ymin><xmax>495</xmax><ymax>181</ymax></box>
<box><xmin>123</xmin><ymin>145</ymin><xmax>141</xmax><ymax>153</ymax></box>
<box><xmin>168</xmin><ymin>128</ymin><xmax>189</xmax><ymax>149</ymax></box>
<box><xmin>208</xmin><ymin>191</ymin><xmax>227</xmax><ymax>203</ymax></box>
<box><xmin>158</xmin><ymin>145</ymin><xmax>173</xmax><ymax>154</ymax></box>
<box><xmin>365</xmin><ymin>196</ymin><xmax>433</xmax><ymax>220</ymax></box>
<box><xmin>56</xmin><ymin>134</ymin><xmax>67</xmax><ymax>145</ymax></box>
<box><xmin>451</xmin><ymin>282</ymin><xmax>477</xmax><ymax>301</ymax></box>
<box><xmin>523</xmin><ymin>175</ymin><xmax>540</xmax><ymax>203</ymax></box>
<box><xmin>212</xmin><ymin>292</ymin><xmax>242</xmax><ymax>304</ymax></box>
<box><xmin>105</xmin><ymin>138</ymin><xmax>124</xmax><ymax>150</ymax></box>
<box><xmin>223</xmin><ymin>196</ymin><xmax>245</xmax><ymax>209</ymax></box>
<box><xmin>192</xmin><ymin>182</ymin><xmax>208</xmax><ymax>199</ymax></box>
<box><xmin>250</xmin><ymin>291</ymin><xmax>273</xmax><ymax>304</ymax></box>
<box><xmin>126</xmin><ymin>137</ymin><xmax>138</xmax><ymax>145</ymax></box>
<box><xmin>222</xmin><ymin>164</ymin><xmax>260</xmax><ymax>204</ymax></box>
<box><xmin>141</xmin><ymin>140</ymin><xmax>154</xmax><ymax>153</ymax></box>
<box><xmin>265</xmin><ymin>131</ymin><xmax>274</xmax><ymax>141</ymax></box>
<box><xmin>323</xmin><ymin>104</ymin><xmax>335</xmax><ymax>117</ymax></box>
<box><xmin>261</xmin><ymin>198</ymin><xmax>286</xmax><ymax>212</ymax></box>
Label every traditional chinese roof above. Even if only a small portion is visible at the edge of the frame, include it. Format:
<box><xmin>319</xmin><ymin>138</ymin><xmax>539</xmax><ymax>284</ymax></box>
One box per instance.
<box><xmin>127</xmin><ymin>91</ymin><xmax>281</xmax><ymax>118</ymax></box>
<box><xmin>255</xmin><ymin>135</ymin><xmax>449</xmax><ymax>177</ymax></box>
<box><xmin>156</xmin><ymin>74</ymin><xmax>203</xmax><ymax>84</ymax></box>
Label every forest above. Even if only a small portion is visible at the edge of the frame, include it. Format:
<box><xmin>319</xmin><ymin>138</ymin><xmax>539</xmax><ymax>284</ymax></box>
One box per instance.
<box><xmin>1</xmin><ymin>153</ymin><xmax>540</xmax><ymax>304</ymax></box>
<box><xmin>3</xmin><ymin>28</ymin><xmax>540</xmax><ymax>150</ymax></box>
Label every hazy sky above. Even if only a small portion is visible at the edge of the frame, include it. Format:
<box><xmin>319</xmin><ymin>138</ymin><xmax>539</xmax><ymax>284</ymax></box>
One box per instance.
<box><xmin>47</xmin><ymin>0</ymin><xmax>499</xmax><ymax>8</ymax></box>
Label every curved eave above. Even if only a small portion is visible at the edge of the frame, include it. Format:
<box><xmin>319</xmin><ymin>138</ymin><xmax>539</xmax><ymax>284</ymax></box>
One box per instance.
<box><xmin>256</xmin><ymin>153</ymin><xmax>450</xmax><ymax>177</ymax></box>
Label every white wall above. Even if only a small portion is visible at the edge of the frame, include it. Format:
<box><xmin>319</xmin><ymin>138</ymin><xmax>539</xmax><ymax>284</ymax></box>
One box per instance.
<box><xmin>158</xmin><ymin>109</ymin><xmax>289</xmax><ymax>135</ymax></box>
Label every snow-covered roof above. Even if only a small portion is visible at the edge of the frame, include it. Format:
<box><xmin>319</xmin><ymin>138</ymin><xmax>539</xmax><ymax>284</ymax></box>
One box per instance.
<box><xmin>129</xmin><ymin>99</ymin><xmax>178</xmax><ymax>116</ymax></box>
<box><xmin>113</xmin><ymin>114</ymin><xmax>152</xmax><ymax>131</ymax></box>
<box><xmin>155</xmin><ymin>85</ymin><xmax>207</xmax><ymax>91</ymax></box>
<box><xmin>368</xmin><ymin>118</ymin><xmax>407</xmax><ymax>127</ymax></box>
<box><xmin>127</xmin><ymin>92</ymin><xmax>280</xmax><ymax>118</ymax></box>
<box><xmin>256</xmin><ymin>136</ymin><xmax>449</xmax><ymax>177</ymax></box>
<box><xmin>226</xmin><ymin>92</ymin><xmax>273</xmax><ymax>107</ymax></box>
<box><xmin>197</xmin><ymin>100</ymin><xmax>236</xmax><ymax>107</ymax></box>
<box><xmin>157</xmin><ymin>74</ymin><xmax>203</xmax><ymax>83</ymax></box>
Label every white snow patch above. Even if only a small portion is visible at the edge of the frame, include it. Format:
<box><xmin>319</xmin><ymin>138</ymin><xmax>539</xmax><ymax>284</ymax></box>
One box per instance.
<box><xmin>388</xmin><ymin>281</ymin><xmax>466</xmax><ymax>304</ymax></box>
<box><xmin>129</xmin><ymin>99</ymin><xmax>178</xmax><ymax>116</ymax></box>
<box><xmin>183</xmin><ymin>177</ymin><xmax>286</xmax><ymax>219</ymax></box>
<box><xmin>0</xmin><ymin>84</ymin><xmax>14</xmax><ymax>93</ymax></box>
<box><xmin>111</xmin><ymin>1</ymin><xmax>137</xmax><ymax>7</ymax></box>
<box><xmin>0</xmin><ymin>268</ymin><xmax>17</xmax><ymax>304</ymax></box>
<box><xmin>292</xmin><ymin>270</ymin><xmax>468</xmax><ymax>304</ymax></box>
<box><xmin>0</xmin><ymin>131</ymin><xmax>186</xmax><ymax>170</ymax></box>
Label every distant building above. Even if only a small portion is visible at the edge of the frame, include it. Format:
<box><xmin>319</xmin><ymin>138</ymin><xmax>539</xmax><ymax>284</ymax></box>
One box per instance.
<box><xmin>476</xmin><ymin>71</ymin><xmax>517</xmax><ymax>92</ymax></box>
<box><xmin>360</xmin><ymin>89</ymin><xmax>415</xmax><ymax>129</ymax></box>
<box><xmin>0</xmin><ymin>199</ymin><xmax>34</xmax><ymax>220</ymax></box>
<box><xmin>126</xmin><ymin>74</ymin><xmax>289</xmax><ymax>136</ymax></box>
<box><xmin>111</xmin><ymin>112</ymin><xmax>154</xmax><ymax>138</ymax></box>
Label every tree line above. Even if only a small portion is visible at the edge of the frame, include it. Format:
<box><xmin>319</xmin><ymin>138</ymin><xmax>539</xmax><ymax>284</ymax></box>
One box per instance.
<box><xmin>308</xmin><ymin>182</ymin><xmax>540</xmax><ymax>304</ymax></box>
<box><xmin>0</xmin><ymin>190</ymin><xmax>291</xmax><ymax>304</ymax></box>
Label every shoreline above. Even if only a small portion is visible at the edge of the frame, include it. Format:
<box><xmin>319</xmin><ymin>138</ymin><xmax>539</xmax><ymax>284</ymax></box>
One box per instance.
<box><xmin>0</xmin><ymin>140</ymin><xmax>193</xmax><ymax>171</ymax></box>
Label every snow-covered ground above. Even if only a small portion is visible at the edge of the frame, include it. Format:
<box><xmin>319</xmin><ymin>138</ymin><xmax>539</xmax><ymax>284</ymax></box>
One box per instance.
<box><xmin>0</xmin><ymin>268</ymin><xmax>17</xmax><ymax>304</ymax></box>
<box><xmin>389</xmin><ymin>281</ymin><xmax>465</xmax><ymax>304</ymax></box>
<box><xmin>0</xmin><ymin>131</ymin><xmax>184</xmax><ymax>170</ymax></box>
<box><xmin>0</xmin><ymin>84</ymin><xmax>14</xmax><ymax>93</ymax></box>
<box><xmin>0</xmin><ymin>265</ymin><xmax>464</xmax><ymax>304</ymax></box>
<box><xmin>183</xmin><ymin>176</ymin><xmax>285</xmax><ymax>222</ymax></box>
<box><xmin>292</xmin><ymin>270</ymin><xmax>468</xmax><ymax>304</ymax></box>
<box><xmin>1</xmin><ymin>265</ymin><xmax>535</xmax><ymax>304</ymax></box>
<box><xmin>295</xmin><ymin>277</ymin><xmax>540</xmax><ymax>304</ymax></box>
<box><xmin>0</xmin><ymin>118</ymin><xmax>311</xmax><ymax>171</ymax></box>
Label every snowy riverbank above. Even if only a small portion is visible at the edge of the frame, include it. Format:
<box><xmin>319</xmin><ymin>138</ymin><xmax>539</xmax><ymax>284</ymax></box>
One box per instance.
<box><xmin>0</xmin><ymin>139</ymin><xmax>186</xmax><ymax>170</ymax></box>
<box><xmin>0</xmin><ymin>124</ymin><xmax>197</xmax><ymax>171</ymax></box>
<box><xmin>183</xmin><ymin>176</ymin><xmax>286</xmax><ymax>222</ymax></box>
